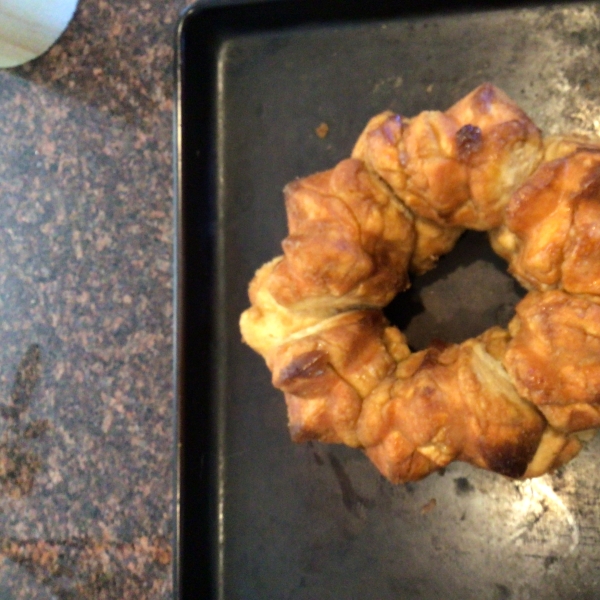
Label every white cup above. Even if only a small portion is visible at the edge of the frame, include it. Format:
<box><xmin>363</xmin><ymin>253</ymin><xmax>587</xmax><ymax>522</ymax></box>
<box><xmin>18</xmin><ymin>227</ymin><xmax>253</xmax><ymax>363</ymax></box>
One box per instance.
<box><xmin>0</xmin><ymin>0</ymin><xmax>79</xmax><ymax>68</ymax></box>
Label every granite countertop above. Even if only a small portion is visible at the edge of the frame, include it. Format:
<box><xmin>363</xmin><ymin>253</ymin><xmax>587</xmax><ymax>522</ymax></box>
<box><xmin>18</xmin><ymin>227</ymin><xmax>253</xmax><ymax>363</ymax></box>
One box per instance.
<box><xmin>0</xmin><ymin>0</ymin><xmax>188</xmax><ymax>597</ymax></box>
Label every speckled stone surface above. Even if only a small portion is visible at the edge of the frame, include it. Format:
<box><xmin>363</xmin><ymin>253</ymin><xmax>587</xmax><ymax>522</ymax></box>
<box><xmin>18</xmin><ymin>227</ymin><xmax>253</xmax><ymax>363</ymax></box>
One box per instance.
<box><xmin>0</xmin><ymin>0</ymin><xmax>190</xmax><ymax>597</ymax></box>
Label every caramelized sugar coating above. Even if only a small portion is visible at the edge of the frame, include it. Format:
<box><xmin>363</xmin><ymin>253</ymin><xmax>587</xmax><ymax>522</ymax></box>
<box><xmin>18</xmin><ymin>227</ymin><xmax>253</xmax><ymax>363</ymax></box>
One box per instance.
<box><xmin>491</xmin><ymin>147</ymin><xmax>600</xmax><ymax>294</ymax></box>
<box><xmin>240</xmin><ymin>84</ymin><xmax>599</xmax><ymax>483</ymax></box>
<box><xmin>269</xmin><ymin>310</ymin><xmax>409</xmax><ymax>447</ymax></box>
<box><xmin>353</xmin><ymin>83</ymin><xmax>543</xmax><ymax>232</ymax></box>
<box><xmin>268</xmin><ymin>158</ymin><xmax>416</xmax><ymax>312</ymax></box>
<box><xmin>445</xmin><ymin>84</ymin><xmax>544</xmax><ymax>226</ymax></box>
<box><xmin>352</xmin><ymin>111</ymin><xmax>464</xmax><ymax>274</ymax></box>
<box><xmin>357</xmin><ymin>331</ymin><xmax>565</xmax><ymax>483</ymax></box>
<box><xmin>504</xmin><ymin>290</ymin><xmax>600</xmax><ymax>433</ymax></box>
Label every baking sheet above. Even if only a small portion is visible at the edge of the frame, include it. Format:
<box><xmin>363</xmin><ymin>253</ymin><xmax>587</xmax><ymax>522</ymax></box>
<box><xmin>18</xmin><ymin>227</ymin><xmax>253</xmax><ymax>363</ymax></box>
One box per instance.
<box><xmin>175</xmin><ymin>1</ymin><xmax>600</xmax><ymax>598</ymax></box>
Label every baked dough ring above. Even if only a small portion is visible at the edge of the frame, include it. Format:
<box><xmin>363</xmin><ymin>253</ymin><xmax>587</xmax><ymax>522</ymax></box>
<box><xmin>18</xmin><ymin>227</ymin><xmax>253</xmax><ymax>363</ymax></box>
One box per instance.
<box><xmin>240</xmin><ymin>83</ymin><xmax>600</xmax><ymax>483</ymax></box>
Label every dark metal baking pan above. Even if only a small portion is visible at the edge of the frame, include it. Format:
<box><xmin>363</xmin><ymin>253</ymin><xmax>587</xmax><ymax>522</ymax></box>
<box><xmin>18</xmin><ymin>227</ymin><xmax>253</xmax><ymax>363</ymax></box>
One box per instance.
<box><xmin>174</xmin><ymin>1</ymin><xmax>600</xmax><ymax>598</ymax></box>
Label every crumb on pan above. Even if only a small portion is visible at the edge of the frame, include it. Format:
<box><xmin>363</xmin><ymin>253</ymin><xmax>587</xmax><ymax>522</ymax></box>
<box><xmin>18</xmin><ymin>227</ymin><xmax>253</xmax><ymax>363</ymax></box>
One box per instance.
<box><xmin>315</xmin><ymin>122</ymin><xmax>329</xmax><ymax>138</ymax></box>
<box><xmin>421</xmin><ymin>498</ymin><xmax>437</xmax><ymax>515</ymax></box>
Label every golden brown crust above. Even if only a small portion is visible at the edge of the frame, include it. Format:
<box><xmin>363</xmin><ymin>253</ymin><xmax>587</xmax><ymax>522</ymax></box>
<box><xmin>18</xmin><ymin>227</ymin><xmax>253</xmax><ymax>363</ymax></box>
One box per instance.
<box><xmin>562</xmin><ymin>168</ymin><xmax>600</xmax><ymax>294</ymax></box>
<box><xmin>269</xmin><ymin>310</ymin><xmax>409</xmax><ymax>447</ymax></box>
<box><xmin>240</xmin><ymin>83</ymin><xmax>598</xmax><ymax>484</ymax></box>
<box><xmin>240</xmin><ymin>257</ymin><xmax>323</xmax><ymax>359</ymax></box>
<box><xmin>268</xmin><ymin>158</ymin><xmax>416</xmax><ymax>311</ymax></box>
<box><xmin>543</xmin><ymin>134</ymin><xmax>600</xmax><ymax>161</ymax></box>
<box><xmin>352</xmin><ymin>112</ymin><xmax>464</xmax><ymax>274</ymax></box>
<box><xmin>504</xmin><ymin>290</ymin><xmax>600</xmax><ymax>432</ymax></box>
<box><xmin>411</xmin><ymin>218</ymin><xmax>464</xmax><ymax>274</ymax></box>
<box><xmin>522</xmin><ymin>428</ymin><xmax>582</xmax><ymax>478</ymax></box>
<box><xmin>357</xmin><ymin>335</ymin><xmax>551</xmax><ymax>482</ymax></box>
<box><xmin>491</xmin><ymin>148</ymin><xmax>600</xmax><ymax>294</ymax></box>
<box><xmin>353</xmin><ymin>83</ymin><xmax>543</xmax><ymax>232</ymax></box>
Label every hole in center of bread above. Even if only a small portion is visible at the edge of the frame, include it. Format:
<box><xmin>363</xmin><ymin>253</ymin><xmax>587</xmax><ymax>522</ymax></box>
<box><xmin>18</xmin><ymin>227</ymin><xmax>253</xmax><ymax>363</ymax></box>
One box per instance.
<box><xmin>383</xmin><ymin>231</ymin><xmax>527</xmax><ymax>351</ymax></box>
